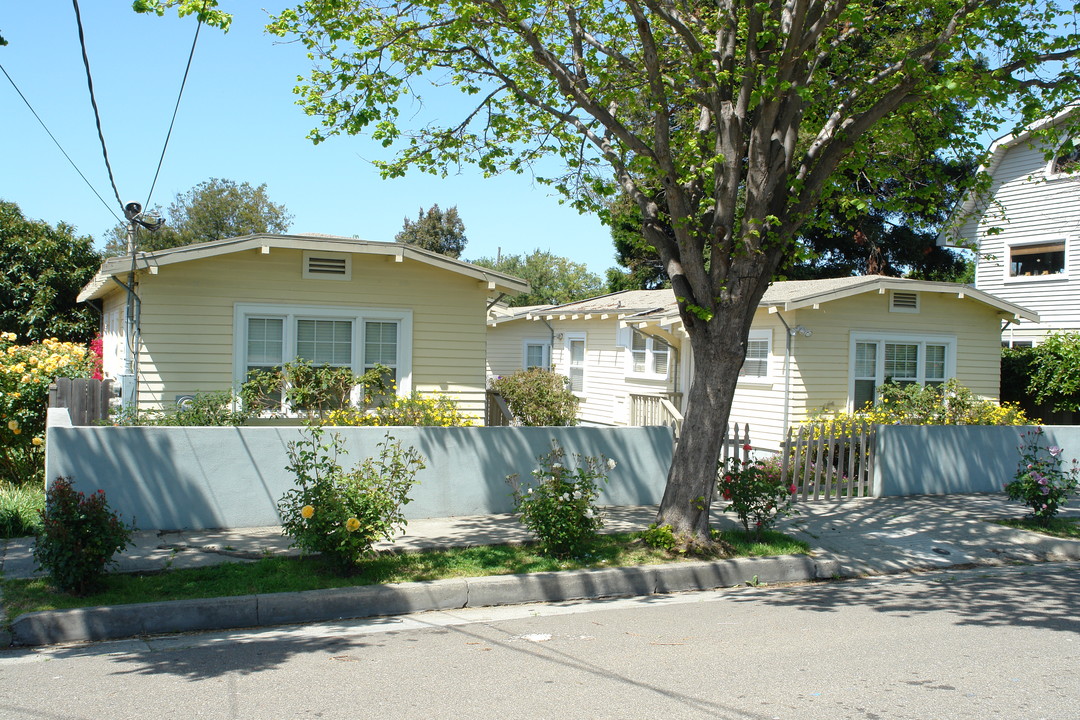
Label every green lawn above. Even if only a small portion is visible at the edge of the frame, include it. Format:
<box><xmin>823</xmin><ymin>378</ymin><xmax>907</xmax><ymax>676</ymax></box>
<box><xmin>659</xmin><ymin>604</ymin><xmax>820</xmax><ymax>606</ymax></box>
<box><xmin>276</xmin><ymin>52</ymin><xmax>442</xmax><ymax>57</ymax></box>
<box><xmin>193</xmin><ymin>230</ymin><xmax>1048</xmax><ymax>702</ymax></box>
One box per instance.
<box><xmin>993</xmin><ymin>516</ymin><xmax>1080</xmax><ymax>539</ymax></box>
<box><xmin>1</xmin><ymin>529</ymin><xmax>809</xmax><ymax>618</ymax></box>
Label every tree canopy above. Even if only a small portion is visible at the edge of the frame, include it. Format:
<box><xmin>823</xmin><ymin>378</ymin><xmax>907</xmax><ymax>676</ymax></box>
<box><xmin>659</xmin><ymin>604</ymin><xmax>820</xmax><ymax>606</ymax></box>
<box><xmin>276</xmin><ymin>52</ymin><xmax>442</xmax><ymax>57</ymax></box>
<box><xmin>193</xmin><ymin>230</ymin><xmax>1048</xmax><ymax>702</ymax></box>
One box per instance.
<box><xmin>190</xmin><ymin>0</ymin><xmax>1080</xmax><ymax>542</ymax></box>
<box><xmin>472</xmin><ymin>250</ymin><xmax>604</xmax><ymax>307</ymax></box>
<box><xmin>104</xmin><ymin>178</ymin><xmax>293</xmax><ymax>256</ymax></box>
<box><xmin>0</xmin><ymin>201</ymin><xmax>101</xmax><ymax>344</ymax></box>
<box><xmin>395</xmin><ymin>204</ymin><xmax>468</xmax><ymax>258</ymax></box>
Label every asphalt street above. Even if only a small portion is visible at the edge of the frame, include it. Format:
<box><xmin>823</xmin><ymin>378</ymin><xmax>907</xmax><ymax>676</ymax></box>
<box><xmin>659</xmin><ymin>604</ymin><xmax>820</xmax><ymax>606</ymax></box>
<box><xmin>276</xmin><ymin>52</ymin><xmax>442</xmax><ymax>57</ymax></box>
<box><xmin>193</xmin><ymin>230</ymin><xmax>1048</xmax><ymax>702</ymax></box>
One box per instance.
<box><xmin>1</xmin><ymin>562</ymin><xmax>1076</xmax><ymax>720</ymax></box>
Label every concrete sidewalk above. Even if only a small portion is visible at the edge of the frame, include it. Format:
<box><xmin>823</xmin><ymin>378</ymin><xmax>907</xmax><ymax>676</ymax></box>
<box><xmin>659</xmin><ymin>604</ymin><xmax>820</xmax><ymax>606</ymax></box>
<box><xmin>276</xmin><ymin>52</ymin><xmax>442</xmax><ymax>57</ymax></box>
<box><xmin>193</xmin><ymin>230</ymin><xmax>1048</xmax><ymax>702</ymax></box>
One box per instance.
<box><xmin>2</xmin><ymin>494</ymin><xmax>1079</xmax><ymax>646</ymax></box>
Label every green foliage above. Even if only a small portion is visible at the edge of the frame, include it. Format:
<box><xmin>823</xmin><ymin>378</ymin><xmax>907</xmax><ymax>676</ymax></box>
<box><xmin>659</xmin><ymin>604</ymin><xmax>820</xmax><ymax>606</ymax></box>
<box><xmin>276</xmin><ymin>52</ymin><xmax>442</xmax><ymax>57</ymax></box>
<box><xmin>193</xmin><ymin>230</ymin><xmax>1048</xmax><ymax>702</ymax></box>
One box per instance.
<box><xmin>809</xmin><ymin>380</ymin><xmax>1031</xmax><ymax>427</ymax></box>
<box><xmin>489</xmin><ymin>368</ymin><xmax>579</xmax><ymax>426</ymax></box>
<box><xmin>104</xmin><ymin>178</ymin><xmax>292</xmax><ymax>256</ymax></box>
<box><xmin>113</xmin><ymin>391</ymin><xmax>253</xmax><ymax>427</ymax></box>
<box><xmin>638</xmin><ymin>523</ymin><xmax>680</xmax><ymax>553</ymax></box>
<box><xmin>0</xmin><ymin>201</ymin><xmax>101</xmax><ymax>344</ymax></box>
<box><xmin>718</xmin><ymin>454</ymin><xmax>797</xmax><ymax>540</ymax></box>
<box><xmin>603</xmin><ymin>194</ymin><xmax>670</xmax><ymax>292</ymax></box>
<box><xmin>243</xmin><ymin>360</ymin><xmax>391</xmax><ymax>420</ymax></box>
<box><xmin>395</xmin><ymin>204</ymin><xmax>467</xmax><ymax>258</ymax></box>
<box><xmin>0</xmin><ymin>334</ymin><xmax>98</xmax><ymax>485</ymax></box>
<box><xmin>508</xmin><ymin>442</ymin><xmax>614</xmax><ymax>558</ymax></box>
<box><xmin>0</xmin><ymin>480</ymin><xmax>45</xmax><ymax>539</ymax></box>
<box><xmin>471</xmin><ymin>250</ymin><xmax>603</xmax><ymax>307</ymax></box>
<box><xmin>132</xmin><ymin>0</ymin><xmax>232</xmax><ymax>30</ymax></box>
<box><xmin>327</xmin><ymin>390</ymin><xmax>474</xmax><ymax>426</ymax></box>
<box><xmin>33</xmin><ymin>478</ymin><xmax>136</xmax><ymax>595</ymax></box>
<box><xmin>1003</xmin><ymin>428</ymin><xmax>1080</xmax><ymax>526</ymax></box>
<box><xmin>1023</xmin><ymin>332</ymin><xmax>1080</xmax><ymax>413</ymax></box>
<box><xmin>278</xmin><ymin>425</ymin><xmax>425</xmax><ymax>569</ymax></box>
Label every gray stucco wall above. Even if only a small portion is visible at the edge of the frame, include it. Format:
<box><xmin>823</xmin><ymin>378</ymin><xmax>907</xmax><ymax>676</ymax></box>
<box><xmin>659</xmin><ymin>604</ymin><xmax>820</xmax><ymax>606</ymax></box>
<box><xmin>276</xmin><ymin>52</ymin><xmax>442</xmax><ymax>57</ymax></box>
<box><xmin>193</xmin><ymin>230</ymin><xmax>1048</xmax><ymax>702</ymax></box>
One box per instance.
<box><xmin>874</xmin><ymin>425</ymin><xmax>1080</xmax><ymax>496</ymax></box>
<box><xmin>44</xmin><ymin>410</ymin><xmax>673</xmax><ymax>531</ymax></box>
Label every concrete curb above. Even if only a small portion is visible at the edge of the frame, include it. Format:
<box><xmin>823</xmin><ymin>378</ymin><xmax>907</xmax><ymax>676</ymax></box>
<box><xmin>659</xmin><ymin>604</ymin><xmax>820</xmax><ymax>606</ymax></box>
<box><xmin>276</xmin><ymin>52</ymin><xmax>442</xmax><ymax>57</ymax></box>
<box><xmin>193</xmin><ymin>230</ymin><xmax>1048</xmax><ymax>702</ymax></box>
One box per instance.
<box><xmin>8</xmin><ymin>554</ymin><xmax>839</xmax><ymax>647</ymax></box>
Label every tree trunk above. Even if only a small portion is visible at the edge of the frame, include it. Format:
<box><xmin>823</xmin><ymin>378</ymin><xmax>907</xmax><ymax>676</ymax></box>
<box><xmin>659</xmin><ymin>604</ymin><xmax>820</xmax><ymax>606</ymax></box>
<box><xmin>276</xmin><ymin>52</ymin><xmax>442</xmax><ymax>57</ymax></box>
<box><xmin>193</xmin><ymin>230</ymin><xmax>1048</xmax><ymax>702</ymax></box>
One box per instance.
<box><xmin>656</xmin><ymin>319</ymin><xmax>750</xmax><ymax>543</ymax></box>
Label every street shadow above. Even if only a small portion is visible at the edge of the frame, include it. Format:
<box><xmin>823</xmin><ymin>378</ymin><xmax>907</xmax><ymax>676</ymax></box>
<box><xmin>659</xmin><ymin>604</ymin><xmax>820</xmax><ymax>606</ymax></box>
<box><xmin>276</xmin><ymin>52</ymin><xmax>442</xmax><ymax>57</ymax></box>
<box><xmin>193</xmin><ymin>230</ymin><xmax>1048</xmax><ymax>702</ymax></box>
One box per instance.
<box><xmin>726</xmin><ymin>563</ymin><xmax>1080</xmax><ymax>635</ymax></box>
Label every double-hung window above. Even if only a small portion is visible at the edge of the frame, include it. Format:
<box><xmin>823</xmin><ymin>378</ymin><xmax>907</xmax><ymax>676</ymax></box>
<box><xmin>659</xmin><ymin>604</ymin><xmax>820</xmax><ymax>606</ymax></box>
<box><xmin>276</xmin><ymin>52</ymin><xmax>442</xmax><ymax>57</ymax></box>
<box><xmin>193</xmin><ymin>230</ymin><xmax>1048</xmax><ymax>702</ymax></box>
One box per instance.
<box><xmin>850</xmin><ymin>333</ymin><xmax>953</xmax><ymax>410</ymax></box>
<box><xmin>523</xmin><ymin>340</ymin><xmax>551</xmax><ymax>370</ymax></box>
<box><xmin>564</xmin><ymin>332</ymin><xmax>587</xmax><ymax>394</ymax></box>
<box><xmin>235</xmin><ymin>303</ymin><xmax>411</xmax><ymax>413</ymax></box>
<box><xmin>627</xmin><ymin>330</ymin><xmax>670</xmax><ymax>378</ymax></box>
<box><xmin>739</xmin><ymin>330</ymin><xmax>771</xmax><ymax>381</ymax></box>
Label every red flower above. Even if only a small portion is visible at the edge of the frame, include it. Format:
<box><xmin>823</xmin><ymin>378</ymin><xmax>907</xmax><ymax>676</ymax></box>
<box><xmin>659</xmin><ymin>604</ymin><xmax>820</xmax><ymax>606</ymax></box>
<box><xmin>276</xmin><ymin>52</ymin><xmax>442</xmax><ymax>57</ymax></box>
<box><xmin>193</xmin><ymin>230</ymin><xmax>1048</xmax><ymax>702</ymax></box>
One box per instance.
<box><xmin>722</xmin><ymin>491</ymin><xmax>731</xmax><ymax>500</ymax></box>
<box><xmin>742</xmin><ymin>444</ymin><xmax>752</xmax><ymax>452</ymax></box>
<box><xmin>789</xmin><ymin>484</ymin><xmax>797</xmax><ymax>494</ymax></box>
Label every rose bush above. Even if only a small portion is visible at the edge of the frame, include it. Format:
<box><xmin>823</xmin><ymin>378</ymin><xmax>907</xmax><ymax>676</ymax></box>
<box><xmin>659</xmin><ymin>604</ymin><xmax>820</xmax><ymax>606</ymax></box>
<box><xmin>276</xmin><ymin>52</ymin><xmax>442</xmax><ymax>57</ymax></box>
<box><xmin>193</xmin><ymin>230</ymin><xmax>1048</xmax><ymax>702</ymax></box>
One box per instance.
<box><xmin>0</xmin><ymin>333</ymin><xmax>98</xmax><ymax>484</ymax></box>
<box><xmin>718</xmin><ymin>450</ymin><xmax>797</xmax><ymax>539</ymax></box>
<box><xmin>1004</xmin><ymin>427</ymin><xmax>1080</xmax><ymax>525</ymax></box>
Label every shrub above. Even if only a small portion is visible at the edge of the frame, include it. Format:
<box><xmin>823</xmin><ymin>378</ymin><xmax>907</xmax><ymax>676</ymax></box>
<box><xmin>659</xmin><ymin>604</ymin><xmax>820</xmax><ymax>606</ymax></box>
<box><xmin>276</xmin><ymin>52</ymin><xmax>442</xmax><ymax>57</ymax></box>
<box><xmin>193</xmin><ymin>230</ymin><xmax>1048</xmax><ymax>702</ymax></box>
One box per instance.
<box><xmin>718</xmin><ymin>452</ymin><xmax>797</xmax><ymax>539</ymax></box>
<box><xmin>326</xmin><ymin>390</ymin><xmax>474</xmax><ymax>426</ymax></box>
<box><xmin>490</xmin><ymin>368</ymin><xmax>579</xmax><ymax>426</ymax></box>
<box><xmin>113</xmin><ymin>390</ymin><xmax>253</xmax><ymax>427</ymax></box>
<box><xmin>638</xmin><ymin>522</ymin><xmax>679</xmax><ymax>552</ymax></box>
<box><xmin>33</xmin><ymin>477</ymin><xmax>135</xmax><ymax>595</ymax></box>
<box><xmin>0</xmin><ymin>480</ymin><xmax>45</xmax><ymax>538</ymax></box>
<box><xmin>1004</xmin><ymin>427</ymin><xmax>1080</xmax><ymax>525</ymax></box>
<box><xmin>0</xmin><ymin>333</ymin><xmax>98</xmax><ymax>484</ymax></box>
<box><xmin>278</xmin><ymin>425</ymin><xmax>425</xmax><ymax>569</ymax></box>
<box><xmin>508</xmin><ymin>441</ymin><xmax>614</xmax><ymax>557</ymax></box>
<box><xmin>243</xmin><ymin>360</ymin><xmax>390</xmax><ymax>420</ymax></box>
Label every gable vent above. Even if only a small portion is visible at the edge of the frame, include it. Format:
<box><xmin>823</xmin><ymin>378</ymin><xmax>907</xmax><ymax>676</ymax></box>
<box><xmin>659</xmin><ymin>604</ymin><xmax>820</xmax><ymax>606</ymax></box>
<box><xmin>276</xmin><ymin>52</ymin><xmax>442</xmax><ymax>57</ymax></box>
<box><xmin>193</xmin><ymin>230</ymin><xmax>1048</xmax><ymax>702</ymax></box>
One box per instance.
<box><xmin>890</xmin><ymin>291</ymin><xmax>919</xmax><ymax>312</ymax></box>
<box><xmin>303</xmin><ymin>251</ymin><xmax>351</xmax><ymax>281</ymax></box>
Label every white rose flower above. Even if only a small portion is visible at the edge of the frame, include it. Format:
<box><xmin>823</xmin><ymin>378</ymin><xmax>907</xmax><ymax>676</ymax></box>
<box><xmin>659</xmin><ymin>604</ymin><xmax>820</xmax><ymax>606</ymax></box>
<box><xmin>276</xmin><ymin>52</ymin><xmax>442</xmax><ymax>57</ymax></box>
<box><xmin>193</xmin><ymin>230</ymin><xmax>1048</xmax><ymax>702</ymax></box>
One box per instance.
<box><xmin>551</xmin><ymin>462</ymin><xmax>563</xmax><ymax>470</ymax></box>
<box><xmin>573</xmin><ymin>490</ymin><xmax>583</xmax><ymax>499</ymax></box>
<box><xmin>606</xmin><ymin>458</ymin><xmax>617</xmax><ymax>470</ymax></box>
<box><xmin>584</xmin><ymin>508</ymin><xmax>595</xmax><ymax>519</ymax></box>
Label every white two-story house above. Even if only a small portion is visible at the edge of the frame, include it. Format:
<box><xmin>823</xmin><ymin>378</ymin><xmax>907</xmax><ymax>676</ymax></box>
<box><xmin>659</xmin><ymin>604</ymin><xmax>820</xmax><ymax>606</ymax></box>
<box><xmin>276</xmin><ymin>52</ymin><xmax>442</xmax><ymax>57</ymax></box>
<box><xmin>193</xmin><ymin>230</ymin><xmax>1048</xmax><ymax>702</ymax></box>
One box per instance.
<box><xmin>944</xmin><ymin>106</ymin><xmax>1080</xmax><ymax>347</ymax></box>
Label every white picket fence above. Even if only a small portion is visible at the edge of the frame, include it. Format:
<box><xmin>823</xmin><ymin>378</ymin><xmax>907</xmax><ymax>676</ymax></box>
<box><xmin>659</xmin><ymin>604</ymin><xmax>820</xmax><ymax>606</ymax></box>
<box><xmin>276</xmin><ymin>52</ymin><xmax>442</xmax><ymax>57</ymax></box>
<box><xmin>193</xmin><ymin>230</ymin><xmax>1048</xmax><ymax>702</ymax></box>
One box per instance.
<box><xmin>780</xmin><ymin>421</ymin><xmax>877</xmax><ymax>500</ymax></box>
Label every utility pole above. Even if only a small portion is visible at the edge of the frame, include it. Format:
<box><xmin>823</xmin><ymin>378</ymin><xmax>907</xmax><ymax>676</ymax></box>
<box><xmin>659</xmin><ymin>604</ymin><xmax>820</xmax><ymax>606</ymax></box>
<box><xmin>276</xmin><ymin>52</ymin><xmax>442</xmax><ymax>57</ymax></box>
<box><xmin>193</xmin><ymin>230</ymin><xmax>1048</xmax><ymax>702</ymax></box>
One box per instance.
<box><xmin>120</xmin><ymin>202</ymin><xmax>142</xmax><ymax>413</ymax></box>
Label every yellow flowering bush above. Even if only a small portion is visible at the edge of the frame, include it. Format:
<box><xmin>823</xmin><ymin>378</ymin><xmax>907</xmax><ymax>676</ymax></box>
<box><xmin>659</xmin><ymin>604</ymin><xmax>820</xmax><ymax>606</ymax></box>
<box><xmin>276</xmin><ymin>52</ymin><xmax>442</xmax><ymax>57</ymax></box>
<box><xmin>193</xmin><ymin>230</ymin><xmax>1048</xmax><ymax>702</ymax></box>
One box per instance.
<box><xmin>0</xmin><ymin>333</ymin><xmax>97</xmax><ymax>484</ymax></box>
<box><xmin>326</xmin><ymin>389</ymin><xmax>474</xmax><ymax>427</ymax></box>
<box><xmin>807</xmin><ymin>379</ymin><xmax>1032</xmax><ymax>430</ymax></box>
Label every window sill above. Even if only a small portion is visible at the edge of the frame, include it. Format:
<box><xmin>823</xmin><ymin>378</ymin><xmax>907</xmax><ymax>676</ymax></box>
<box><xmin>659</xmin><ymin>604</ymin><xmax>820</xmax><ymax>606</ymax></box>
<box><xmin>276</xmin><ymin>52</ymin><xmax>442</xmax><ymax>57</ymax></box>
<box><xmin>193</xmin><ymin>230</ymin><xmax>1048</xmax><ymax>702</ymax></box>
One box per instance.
<box><xmin>736</xmin><ymin>377</ymin><xmax>776</xmax><ymax>388</ymax></box>
<box><xmin>625</xmin><ymin>372</ymin><xmax>669</xmax><ymax>382</ymax></box>
<box><xmin>1004</xmin><ymin>273</ymin><xmax>1069</xmax><ymax>284</ymax></box>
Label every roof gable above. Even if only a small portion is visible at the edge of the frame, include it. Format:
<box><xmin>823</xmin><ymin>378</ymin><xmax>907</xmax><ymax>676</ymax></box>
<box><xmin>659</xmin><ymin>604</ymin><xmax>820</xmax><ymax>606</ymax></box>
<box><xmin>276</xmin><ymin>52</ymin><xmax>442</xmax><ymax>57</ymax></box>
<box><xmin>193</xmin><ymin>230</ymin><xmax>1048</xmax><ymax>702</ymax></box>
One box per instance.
<box><xmin>78</xmin><ymin>234</ymin><xmax>530</xmax><ymax>302</ymax></box>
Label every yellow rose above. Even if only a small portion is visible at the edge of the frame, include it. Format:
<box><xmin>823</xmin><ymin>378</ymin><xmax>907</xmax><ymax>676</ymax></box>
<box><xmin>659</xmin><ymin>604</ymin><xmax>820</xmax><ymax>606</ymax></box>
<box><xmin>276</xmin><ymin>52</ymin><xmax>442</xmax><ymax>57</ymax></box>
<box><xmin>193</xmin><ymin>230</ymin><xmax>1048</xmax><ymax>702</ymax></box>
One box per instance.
<box><xmin>300</xmin><ymin>505</ymin><xmax>314</xmax><ymax>519</ymax></box>
<box><xmin>345</xmin><ymin>517</ymin><xmax>361</xmax><ymax>532</ymax></box>
<box><xmin>32</xmin><ymin>436</ymin><xmax>43</xmax><ymax>446</ymax></box>
<box><xmin>7</xmin><ymin>420</ymin><xmax>18</xmax><ymax>431</ymax></box>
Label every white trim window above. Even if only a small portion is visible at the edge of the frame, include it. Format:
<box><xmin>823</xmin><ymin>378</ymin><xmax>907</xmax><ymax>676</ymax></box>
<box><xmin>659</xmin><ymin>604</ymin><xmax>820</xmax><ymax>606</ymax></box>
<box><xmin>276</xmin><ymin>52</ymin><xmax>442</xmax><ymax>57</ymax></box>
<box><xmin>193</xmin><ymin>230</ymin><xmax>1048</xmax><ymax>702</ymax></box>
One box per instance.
<box><xmin>1046</xmin><ymin>140</ymin><xmax>1080</xmax><ymax>180</ymax></box>
<box><xmin>1007</xmin><ymin>240</ymin><xmax>1067</xmax><ymax>279</ymax></box>
<box><xmin>627</xmin><ymin>330</ymin><xmax>671</xmax><ymax>379</ymax></box>
<box><xmin>234</xmin><ymin>303</ymin><xmax>412</xmax><ymax>412</ymax></box>
<box><xmin>564</xmin><ymin>332</ymin><xmax>587</xmax><ymax>394</ymax></box>
<box><xmin>849</xmin><ymin>332</ymin><xmax>954</xmax><ymax>410</ymax></box>
<box><xmin>523</xmin><ymin>339</ymin><xmax>551</xmax><ymax>369</ymax></box>
<box><xmin>739</xmin><ymin>330</ymin><xmax>771</xmax><ymax>381</ymax></box>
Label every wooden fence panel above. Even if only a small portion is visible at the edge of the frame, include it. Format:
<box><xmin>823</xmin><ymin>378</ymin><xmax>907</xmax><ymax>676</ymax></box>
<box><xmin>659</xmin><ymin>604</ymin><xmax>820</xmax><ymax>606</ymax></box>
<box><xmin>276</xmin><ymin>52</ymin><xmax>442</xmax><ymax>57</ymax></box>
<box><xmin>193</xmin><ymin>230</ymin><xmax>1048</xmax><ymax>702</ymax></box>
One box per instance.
<box><xmin>48</xmin><ymin>378</ymin><xmax>112</xmax><ymax>427</ymax></box>
<box><xmin>780</xmin><ymin>421</ymin><xmax>876</xmax><ymax>501</ymax></box>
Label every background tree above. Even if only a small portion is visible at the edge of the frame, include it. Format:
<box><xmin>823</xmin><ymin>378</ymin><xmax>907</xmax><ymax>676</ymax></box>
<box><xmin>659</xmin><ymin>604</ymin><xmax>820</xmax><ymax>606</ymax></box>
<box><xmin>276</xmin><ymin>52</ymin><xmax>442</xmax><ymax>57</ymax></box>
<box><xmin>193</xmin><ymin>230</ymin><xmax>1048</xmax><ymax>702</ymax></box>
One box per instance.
<box><xmin>268</xmin><ymin>0</ymin><xmax>1079</xmax><ymax>544</ymax></box>
<box><xmin>604</xmin><ymin>194</ymin><xmax>671</xmax><ymax>292</ymax></box>
<box><xmin>472</xmin><ymin>250</ymin><xmax>604</xmax><ymax>307</ymax></box>
<box><xmin>104</xmin><ymin>178</ymin><xmax>293</xmax><ymax>255</ymax></box>
<box><xmin>395</xmin><ymin>204</ymin><xmax>467</xmax><ymax>258</ymax></box>
<box><xmin>0</xmin><ymin>201</ymin><xmax>100</xmax><ymax>344</ymax></box>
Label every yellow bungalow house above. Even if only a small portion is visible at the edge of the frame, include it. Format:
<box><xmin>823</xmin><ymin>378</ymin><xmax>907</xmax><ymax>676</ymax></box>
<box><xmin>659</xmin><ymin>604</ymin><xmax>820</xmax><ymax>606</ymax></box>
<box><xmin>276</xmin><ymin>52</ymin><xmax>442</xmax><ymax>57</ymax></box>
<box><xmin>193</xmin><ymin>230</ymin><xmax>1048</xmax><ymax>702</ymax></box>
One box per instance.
<box><xmin>78</xmin><ymin>233</ymin><xmax>528</xmax><ymax>420</ymax></box>
<box><xmin>486</xmin><ymin>276</ymin><xmax>1037</xmax><ymax>449</ymax></box>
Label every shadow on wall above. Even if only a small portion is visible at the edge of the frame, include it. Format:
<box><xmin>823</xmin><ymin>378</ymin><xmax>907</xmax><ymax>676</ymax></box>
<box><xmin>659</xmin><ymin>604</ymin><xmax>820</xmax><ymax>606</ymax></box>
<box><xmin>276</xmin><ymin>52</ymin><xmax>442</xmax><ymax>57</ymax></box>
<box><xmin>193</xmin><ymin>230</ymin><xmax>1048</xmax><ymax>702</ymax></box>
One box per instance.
<box><xmin>44</xmin><ymin>411</ymin><xmax>674</xmax><ymax>531</ymax></box>
<box><xmin>873</xmin><ymin>425</ymin><xmax>1080</xmax><ymax>496</ymax></box>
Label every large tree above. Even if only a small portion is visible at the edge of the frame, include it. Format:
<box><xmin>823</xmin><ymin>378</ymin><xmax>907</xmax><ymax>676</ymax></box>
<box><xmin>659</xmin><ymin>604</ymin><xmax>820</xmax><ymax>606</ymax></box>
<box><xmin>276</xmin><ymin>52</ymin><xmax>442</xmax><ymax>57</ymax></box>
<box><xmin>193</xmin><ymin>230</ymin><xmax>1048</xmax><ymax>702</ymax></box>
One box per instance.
<box><xmin>472</xmin><ymin>250</ymin><xmax>604</xmax><ymax>306</ymax></box>
<box><xmin>0</xmin><ymin>201</ymin><xmax>101</xmax><ymax>344</ymax></box>
<box><xmin>395</xmin><ymin>204</ymin><xmax>468</xmax><ymax>257</ymax></box>
<box><xmin>158</xmin><ymin>0</ymin><xmax>1080</xmax><ymax>543</ymax></box>
<box><xmin>104</xmin><ymin>178</ymin><xmax>293</xmax><ymax>256</ymax></box>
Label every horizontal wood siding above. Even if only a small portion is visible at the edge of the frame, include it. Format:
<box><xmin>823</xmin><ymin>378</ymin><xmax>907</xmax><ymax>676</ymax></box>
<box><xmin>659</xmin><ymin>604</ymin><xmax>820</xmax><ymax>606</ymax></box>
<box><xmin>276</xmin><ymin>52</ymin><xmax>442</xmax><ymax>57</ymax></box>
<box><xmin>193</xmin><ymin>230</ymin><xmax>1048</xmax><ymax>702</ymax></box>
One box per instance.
<box><xmin>789</xmin><ymin>291</ymin><xmax>1003</xmax><ymax>423</ymax></box>
<box><xmin>109</xmin><ymin>248</ymin><xmax>490</xmax><ymax>419</ymax></box>
<box><xmin>729</xmin><ymin>315</ymin><xmax>788</xmax><ymax>450</ymax></box>
<box><xmin>965</xmin><ymin>140</ymin><xmax>1080</xmax><ymax>336</ymax></box>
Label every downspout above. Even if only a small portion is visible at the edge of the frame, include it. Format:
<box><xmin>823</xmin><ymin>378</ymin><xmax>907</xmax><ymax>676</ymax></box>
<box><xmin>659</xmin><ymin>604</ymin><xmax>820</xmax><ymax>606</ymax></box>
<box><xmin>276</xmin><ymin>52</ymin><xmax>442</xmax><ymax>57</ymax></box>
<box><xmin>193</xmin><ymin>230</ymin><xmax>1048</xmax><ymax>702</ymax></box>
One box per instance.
<box><xmin>774</xmin><ymin>314</ymin><xmax>812</xmax><ymax>440</ymax></box>
<box><xmin>539</xmin><ymin>316</ymin><xmax>556</xmax><ymax>367</ymax></box>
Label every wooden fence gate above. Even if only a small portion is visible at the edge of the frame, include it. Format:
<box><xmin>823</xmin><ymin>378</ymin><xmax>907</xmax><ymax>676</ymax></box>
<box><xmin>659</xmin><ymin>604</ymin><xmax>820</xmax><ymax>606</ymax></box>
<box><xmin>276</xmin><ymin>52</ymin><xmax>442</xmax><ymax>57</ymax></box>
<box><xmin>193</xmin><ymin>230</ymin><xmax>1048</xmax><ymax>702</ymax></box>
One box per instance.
<box><xmin>48</xmin><ymin>378</ymin><xmax>113</xmax><ymax>426</ymax></box>
<box><xmin>781</xmin><ymin>421</ymin><xmax>877</xmax><ymax>500</ymax></box>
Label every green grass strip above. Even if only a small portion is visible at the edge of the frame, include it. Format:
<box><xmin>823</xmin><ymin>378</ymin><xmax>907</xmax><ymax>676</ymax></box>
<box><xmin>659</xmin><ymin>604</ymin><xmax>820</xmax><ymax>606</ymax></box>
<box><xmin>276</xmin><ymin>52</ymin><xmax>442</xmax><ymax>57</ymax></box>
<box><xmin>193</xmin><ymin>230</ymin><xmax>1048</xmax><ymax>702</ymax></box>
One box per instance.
<box><xmin>1</xmin><ymin>530</ymin><xmax>809</xmax><ymax>618</ymax></box>
<box><xmin>992</xmin><ymin>516</ymin><xmax>1080</xmax><ymax>539</ymax></box>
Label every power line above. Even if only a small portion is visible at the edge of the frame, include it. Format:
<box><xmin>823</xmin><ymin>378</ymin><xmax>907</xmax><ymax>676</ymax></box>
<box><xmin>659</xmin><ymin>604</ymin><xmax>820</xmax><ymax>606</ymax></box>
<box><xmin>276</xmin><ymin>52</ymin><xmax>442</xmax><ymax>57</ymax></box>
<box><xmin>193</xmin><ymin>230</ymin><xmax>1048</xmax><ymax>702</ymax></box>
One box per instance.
<box><xmin>145</xmin><ymin>1</ymin><xmax>208</xmax><ymax>208</ymax></box>
<box><xmin>0</xmin><ymin>61</ymin><xmax>123</xmax><ymax>225</ymax></box>
<box><xmin>71</xmin><ymin>0</ymin><xmax>124</xmax><ymax>214</ymax></box>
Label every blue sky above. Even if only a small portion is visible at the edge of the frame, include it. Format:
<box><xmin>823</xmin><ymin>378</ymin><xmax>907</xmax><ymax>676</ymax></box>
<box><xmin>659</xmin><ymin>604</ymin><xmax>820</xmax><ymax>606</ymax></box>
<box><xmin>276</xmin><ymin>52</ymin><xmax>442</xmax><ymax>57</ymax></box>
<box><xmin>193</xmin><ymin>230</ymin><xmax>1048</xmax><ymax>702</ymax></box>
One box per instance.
<box><xmin>1</xmin><ymin>3</ymin><xmax>619</xmax><ymax>273</ymax></box>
